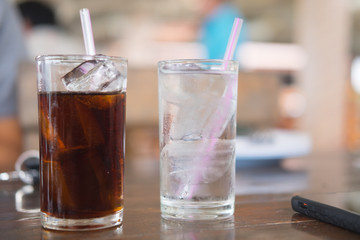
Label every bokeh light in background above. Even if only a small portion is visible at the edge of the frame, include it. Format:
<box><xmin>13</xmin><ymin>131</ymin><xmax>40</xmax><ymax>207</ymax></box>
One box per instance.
<box><xmin>351</xmin><ymin>57</ymin><xmax>360</xmax><ymax>95</ymax></box>
<box><xmin>15</xmin><ymin>0</ymin><xmax>297</xmax><ymax>63</ymax></box>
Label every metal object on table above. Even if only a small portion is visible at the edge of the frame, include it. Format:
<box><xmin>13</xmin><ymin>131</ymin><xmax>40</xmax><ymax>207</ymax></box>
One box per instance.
<box><xmin>0</xmin><ymin>150</ymin><xmax>40</xmax><ymax>213</ymax></box>
<box><xmin>0</xmin><ymin>150</ymin><xmax>39</xmax><ymax>185</ymax></box>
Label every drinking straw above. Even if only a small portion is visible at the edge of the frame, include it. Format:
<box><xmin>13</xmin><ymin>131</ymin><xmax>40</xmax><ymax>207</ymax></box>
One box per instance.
<box><xmin>180</xmin><ymin>18</ymin><xmax>243</xmax><ymax>199</ymax></box>
<box><xmin>223</xmin><ymin>18</ymin><xmax>243</xmax><ymax>61</ymax></box>
<box><xmin>80</xmin><ymin>8</ymin><xmax>96</xmax><ymax>55</ymax></box>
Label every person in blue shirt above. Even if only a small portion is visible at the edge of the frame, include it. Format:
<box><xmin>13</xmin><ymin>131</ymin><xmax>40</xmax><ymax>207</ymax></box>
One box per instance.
<box><xmin>0</xmin><ymin>0</ymin><xmax>26</xmax><ymax>171</ymax></box>
<box><xmin>199</xmin><ymin>0</ymin><xmax>247</xmax><ymax>59</ymax></box>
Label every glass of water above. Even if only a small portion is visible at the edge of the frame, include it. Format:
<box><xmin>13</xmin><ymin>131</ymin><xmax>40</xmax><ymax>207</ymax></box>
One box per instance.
<box><xmin>158</xmin><ymin>59</ymin><xmax>239</xmax><ymax>220</ymax></box>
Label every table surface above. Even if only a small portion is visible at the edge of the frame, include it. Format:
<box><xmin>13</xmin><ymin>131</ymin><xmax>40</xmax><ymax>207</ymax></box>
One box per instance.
<box><xmin>1</xmin><ymin>150</ymin><xmax>360</xmax><ymax>240</ymax></box>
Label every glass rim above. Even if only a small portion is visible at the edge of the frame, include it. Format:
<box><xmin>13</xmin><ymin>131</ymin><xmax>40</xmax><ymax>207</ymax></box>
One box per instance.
<box><xmin>158</xmin><ymin>59</ymin><xmax>239</xmax><ymax>66</ymax></box>
<box><xmin>35</xmin><ymin>54</ymin><xmax>127</xmax><ymax>63</ymax></box>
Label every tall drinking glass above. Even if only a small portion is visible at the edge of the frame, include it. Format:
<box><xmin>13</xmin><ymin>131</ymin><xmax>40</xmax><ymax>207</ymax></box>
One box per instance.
<box><xmin>158</xmin><ymin>59</ymin><xmax>239</xmax><ymax>220</ymax></box>
<box><xmin>36</xmin><ymin>55</ymin><xmax>127</xmax><ymax>230</ymax></box>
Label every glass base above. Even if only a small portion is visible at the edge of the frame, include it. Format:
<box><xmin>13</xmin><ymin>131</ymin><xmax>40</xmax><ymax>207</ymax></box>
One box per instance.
<box><xmin>41</xmin><ymin>210</ymin><xmax>123</xmax><ymax>231</ymax></box>
<box><xmin>161</xmin><ymin>197</ymin><xmax>234</xmax><ymax>221</ymax></box>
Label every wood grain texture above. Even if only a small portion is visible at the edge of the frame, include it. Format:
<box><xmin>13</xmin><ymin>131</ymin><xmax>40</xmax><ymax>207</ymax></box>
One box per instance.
<box><xmin>1</xmin><ymin>152</ymin><xmax>360</xmax><ymax>239</ymax></box>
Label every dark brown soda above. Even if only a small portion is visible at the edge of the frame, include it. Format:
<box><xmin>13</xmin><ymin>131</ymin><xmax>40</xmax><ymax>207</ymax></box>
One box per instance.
<box><xmin>38</xmin><ymin>91</ymin><xmax>125</xmax><ymax>219</ymax></box>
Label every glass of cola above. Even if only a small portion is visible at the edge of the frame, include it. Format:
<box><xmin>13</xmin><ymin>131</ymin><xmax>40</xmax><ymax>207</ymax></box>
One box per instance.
<box><xmin>36</xmin><ymin>55</ymin><xmax>127</xmax><ymax>231</ymax></box>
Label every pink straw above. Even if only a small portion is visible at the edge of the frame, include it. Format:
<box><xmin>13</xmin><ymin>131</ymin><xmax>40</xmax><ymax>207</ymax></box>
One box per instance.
<box><xmin>224</xmin><ymin>18</ymin><xmax>243</xmax><ymax>61</ymax></box>
<box><xmin>180</xmin><ymin>18</ymin><xmax>243</xmax><ymax>199</ymax></box>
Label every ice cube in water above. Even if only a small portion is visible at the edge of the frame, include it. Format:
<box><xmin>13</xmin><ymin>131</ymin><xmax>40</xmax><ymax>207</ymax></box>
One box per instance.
<box><xmin>62</xmin><ymin>60</ymin><xmax>122</xmax><ymax>92</ymax></box>
<box><xmin>162</xmin><ymin>62</ymin><xmax>204</xmax><ymax>71</ymax></box>
<box><xmin>162</xmin><ymin>139</ymin><xmax>234</xmax><ymax>184</ymax></box>
<box><xmin>162</xmin><ymin>72</ymin><xmax>236</xmax><ymax>141</ymax></box>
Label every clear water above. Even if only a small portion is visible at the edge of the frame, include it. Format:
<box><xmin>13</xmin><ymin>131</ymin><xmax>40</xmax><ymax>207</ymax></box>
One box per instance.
<box><xmin>159</xmin><ymin>70</ymin><xmax>237</xmax><ymax>220</ymax></box>
<box><xmin>160</xmin><ymin>139</ymin><xmax>235</xmax><ymax>220</ymax></box>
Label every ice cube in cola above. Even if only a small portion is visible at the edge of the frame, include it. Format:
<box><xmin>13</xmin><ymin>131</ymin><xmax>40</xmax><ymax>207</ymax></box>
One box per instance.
<box><xmin>62</xmin><ymin>58</ymin><xmax>123</xmax><ymax>92</ymax></box>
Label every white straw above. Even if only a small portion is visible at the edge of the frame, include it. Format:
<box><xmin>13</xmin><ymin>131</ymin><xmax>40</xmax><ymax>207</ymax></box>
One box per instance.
<box><xmin>223</xmin><ymin>18</ymin><xmax>243</xmax><ymax>60</ymax></box>
<box><xmin>80</xmin><ymin>8</ymin><xmax>96</xmax><ymax>55</ymax></box>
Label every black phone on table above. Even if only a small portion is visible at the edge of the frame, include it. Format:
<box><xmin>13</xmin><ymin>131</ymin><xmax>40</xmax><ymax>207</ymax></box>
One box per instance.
<box><xmin>291</xmin><ymin>191</ymin><xmax>360</xmax><ymax>234</ymax></box>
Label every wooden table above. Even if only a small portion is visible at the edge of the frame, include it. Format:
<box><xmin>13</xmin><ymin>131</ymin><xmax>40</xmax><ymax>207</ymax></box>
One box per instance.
<box><xmin>1</xmin><ymin>151</ymin><xmax>360</xmax><ymax>239</ymax></box>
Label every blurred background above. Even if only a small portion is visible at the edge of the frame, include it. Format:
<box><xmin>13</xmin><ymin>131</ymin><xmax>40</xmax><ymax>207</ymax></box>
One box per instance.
<box><xmin>3</xmin><ymin>0</ymin><xmax>360</xmax><ymax>194</ymax></box>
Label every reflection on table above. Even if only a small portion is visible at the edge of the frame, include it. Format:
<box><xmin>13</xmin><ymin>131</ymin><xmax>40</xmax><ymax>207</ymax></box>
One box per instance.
<box><xmin>1</xmin><ymin>149</ymin><xmax>360</xmax><ymax>239</ymax></box>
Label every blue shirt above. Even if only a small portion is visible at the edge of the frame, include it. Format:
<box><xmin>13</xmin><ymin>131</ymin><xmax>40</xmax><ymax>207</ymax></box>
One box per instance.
<box><xmin>200</xmin><ymin>3</ymin><xmax>247</xmax><ymax>60</ymax></box>
<box><xmin>0</xmin><ymin>0</ymin><xmax>26</xmax><ymax>116</ymax></box>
